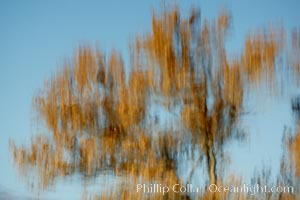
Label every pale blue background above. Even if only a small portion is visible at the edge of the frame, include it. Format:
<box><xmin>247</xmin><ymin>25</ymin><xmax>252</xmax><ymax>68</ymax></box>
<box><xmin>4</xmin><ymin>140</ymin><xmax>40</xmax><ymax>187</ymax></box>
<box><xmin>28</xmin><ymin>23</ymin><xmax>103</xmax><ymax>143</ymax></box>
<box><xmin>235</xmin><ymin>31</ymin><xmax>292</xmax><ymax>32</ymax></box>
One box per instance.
<box><xmin>0</xmin><ymin>0</ymin><xmax>300</xmax><ymax>199</ymax></box>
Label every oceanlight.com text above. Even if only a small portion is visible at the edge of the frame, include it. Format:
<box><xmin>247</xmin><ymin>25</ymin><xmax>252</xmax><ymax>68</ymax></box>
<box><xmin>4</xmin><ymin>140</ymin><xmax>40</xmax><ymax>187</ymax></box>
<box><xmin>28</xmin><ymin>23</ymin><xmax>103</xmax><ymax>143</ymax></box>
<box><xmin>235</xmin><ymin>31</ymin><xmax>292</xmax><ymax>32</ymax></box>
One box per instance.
<box><xmin>208</xmin><ymin>183</ymin><xmax>294</xmax><ymax>196</ymax></box>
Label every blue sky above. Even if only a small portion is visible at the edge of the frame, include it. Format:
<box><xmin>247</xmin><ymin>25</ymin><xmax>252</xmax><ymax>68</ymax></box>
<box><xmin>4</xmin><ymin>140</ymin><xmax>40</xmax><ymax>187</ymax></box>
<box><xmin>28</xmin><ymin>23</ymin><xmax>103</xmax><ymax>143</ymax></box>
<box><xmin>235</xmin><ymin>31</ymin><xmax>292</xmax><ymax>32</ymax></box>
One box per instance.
<box><xmin>0</xmin><ymin>0</ymin><xmax>300</xmax><ymax>199</ymax></box>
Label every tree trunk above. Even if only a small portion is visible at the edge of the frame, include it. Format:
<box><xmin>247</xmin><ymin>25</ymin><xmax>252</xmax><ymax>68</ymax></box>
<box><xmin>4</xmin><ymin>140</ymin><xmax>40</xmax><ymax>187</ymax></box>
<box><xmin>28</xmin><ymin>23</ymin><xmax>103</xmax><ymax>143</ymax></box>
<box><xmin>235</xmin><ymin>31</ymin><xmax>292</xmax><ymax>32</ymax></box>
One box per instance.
<box><xmin>206</xmin><ymin>139</ymin><xmax>217</xmax><ymax>185</ymax></box>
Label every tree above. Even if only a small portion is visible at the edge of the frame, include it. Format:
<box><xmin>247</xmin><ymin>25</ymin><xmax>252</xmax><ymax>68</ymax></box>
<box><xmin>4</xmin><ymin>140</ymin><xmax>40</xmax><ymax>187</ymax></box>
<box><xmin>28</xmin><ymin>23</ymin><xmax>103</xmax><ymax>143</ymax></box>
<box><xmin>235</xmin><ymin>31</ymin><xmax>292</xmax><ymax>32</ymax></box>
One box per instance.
<box><xmin>10</xmin><ymin>5</ymin><xmax>288</xmax><ymax>200</ymax></box>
